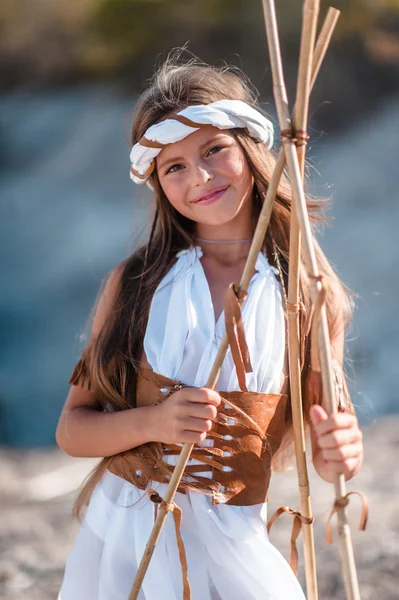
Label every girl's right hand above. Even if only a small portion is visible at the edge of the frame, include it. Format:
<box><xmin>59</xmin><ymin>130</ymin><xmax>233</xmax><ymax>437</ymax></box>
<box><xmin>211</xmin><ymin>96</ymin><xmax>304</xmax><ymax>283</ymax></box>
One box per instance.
<box><xmin>153</xmin><ymin>387</ymin><xmax>222</xmax><ymax>445</ymax></box>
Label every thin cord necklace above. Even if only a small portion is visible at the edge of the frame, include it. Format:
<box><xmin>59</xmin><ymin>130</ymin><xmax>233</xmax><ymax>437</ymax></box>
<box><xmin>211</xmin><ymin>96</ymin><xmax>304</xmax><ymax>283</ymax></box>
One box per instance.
<box><xmin>194</xmin><ymin>236</ymin><xmax>253</xmax><ymax>244</ymax></box>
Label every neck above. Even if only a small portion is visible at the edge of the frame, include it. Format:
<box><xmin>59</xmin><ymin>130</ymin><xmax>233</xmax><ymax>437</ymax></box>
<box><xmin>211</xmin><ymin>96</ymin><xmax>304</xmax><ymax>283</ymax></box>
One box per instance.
<box><xmin>194</xmin><ymin>222</ymin><xmax>254</xmax><ymax>264</ymax></box>
<box><xmin>194</xmin><ymin>236</ymin><xmax>253</xmax><ymax>244</ymax></box>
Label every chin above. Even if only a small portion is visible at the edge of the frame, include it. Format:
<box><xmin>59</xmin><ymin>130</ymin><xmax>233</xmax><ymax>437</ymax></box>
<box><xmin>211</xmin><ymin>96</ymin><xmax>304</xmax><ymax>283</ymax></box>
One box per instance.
<box><xmin>194</xmin><ymin>204</ymin><xmax>247</xmax><ymax>226</ymax></box>
<box><xmin>191</xmin><ymin>210</ymin><xmax>240</xmax><ymax>228</ymax></box>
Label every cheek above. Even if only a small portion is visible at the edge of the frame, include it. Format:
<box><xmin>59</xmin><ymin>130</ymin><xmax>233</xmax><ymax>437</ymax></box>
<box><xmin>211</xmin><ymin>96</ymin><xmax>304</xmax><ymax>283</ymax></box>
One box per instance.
<box><xmin>161</xmin><ymin>180</ymin><xmax>191</xmax><ymax>216</ymax></box>
<box><xmin>220</xmin><ymin>149</ymin><xmax>252</xmax><ymax>185</ymax></box>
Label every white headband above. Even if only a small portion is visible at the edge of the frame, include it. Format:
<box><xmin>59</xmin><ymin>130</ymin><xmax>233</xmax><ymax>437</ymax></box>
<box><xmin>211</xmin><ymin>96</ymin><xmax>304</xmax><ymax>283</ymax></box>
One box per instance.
<box><xmin>129</xmin><ymin>99</ymin><xmax>274</xmax><ymax>185</ymax></box>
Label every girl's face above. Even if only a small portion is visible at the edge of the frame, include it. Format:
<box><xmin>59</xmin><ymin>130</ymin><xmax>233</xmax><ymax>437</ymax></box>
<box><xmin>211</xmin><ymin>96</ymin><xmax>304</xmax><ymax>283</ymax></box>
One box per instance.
<box><xmin>155</xmin><ymin>125</ymin><xmax>254</xmax><ymax>231</ymax></box>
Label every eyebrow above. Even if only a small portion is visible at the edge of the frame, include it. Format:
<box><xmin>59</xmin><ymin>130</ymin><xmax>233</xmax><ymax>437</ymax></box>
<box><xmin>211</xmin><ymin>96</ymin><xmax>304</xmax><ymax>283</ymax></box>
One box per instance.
<box><xmin>157</xmin><ymin>133</ymin><xmax>229</xmax><ymax>171</ymax></box>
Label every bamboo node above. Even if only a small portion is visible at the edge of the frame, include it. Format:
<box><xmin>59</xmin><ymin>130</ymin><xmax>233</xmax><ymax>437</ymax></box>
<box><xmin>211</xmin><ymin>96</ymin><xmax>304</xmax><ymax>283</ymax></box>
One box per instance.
<box><xmin>308</xmin><ymin>273</ymin><xmax>323</xmax><ymax>286</ymax></box>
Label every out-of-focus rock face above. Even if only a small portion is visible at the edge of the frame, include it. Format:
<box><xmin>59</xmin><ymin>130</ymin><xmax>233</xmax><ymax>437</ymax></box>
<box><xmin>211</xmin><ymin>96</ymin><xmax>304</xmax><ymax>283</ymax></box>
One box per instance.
<box><xmin>0</xmin><ymin>85</ymin><xmax>149</xmax><ymax>445</ymax></box>
<box><xmin>0</xmin><ymin>85</ymin><xmax>397</xmax><ymax>445</ymax></box>
<box><xmin>1</xmin><ymin>0</ymin><xmax>399</xmax><ymax>125</ymax></box>
<box><xmin>0</xmin><ymin>416</ymin><xmax>397</xmax><ymax>599</ymax></box>
<box><xmin>314</xmin><ymin>95</ymin><xmax>399</xmax><ymax>423</ymax></box>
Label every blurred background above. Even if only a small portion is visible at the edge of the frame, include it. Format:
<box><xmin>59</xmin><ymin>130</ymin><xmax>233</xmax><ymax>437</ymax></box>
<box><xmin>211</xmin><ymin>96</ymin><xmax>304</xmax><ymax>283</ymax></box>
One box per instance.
<box><xmin>1</xmin><ymin>0</ymin><xmax>398</xmax><ymax>598</ymax></box>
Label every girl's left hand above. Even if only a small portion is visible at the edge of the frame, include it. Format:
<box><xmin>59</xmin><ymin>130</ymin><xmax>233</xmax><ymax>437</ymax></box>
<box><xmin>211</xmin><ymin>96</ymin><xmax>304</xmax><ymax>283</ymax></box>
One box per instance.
<box><xmin>309</xmin><ymin>404</ymin><xmax>363</xmax><ymax>481</ymax></box>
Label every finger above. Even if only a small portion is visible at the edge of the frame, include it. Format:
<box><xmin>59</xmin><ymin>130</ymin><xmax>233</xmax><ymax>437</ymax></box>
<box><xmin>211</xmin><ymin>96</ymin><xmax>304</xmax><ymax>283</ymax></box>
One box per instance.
<box><xmin>184</xmin><ymin>388</ymin><xmax>222</xmax><ymax>407</ymax></box>
<box><xmin>323</xmin><ymin>457</ymin><xmax>361</xmax><ymax>476</ymax></box>
<box><xmin>313</xmin><ymin>412</ymin><xmax>358</xmax><ymax>437</ymax></box>
<box><xmin>179</xmin><ymin>431</ymin><xmax>207</xmax><ymax>444</ymax></box>
<box><xmin>187</xmin><ymin>403</ymin><xmax>218</xmax><ymax>420</ymax></box>
<box><xmin>309</xmin><ymin>404</ymin><xmax>328</xmax><ymax>427</ymax></box>
<box><xmin>182</xmin><ymin>417</ymin><xmax>213</xmax><ymax>433</ymax></box>
<box><xmin>317</xmin><ymin>428</ymin><xmax>363</xmax><ymax>449</ymax></box>
<box><xmin>322</xmin><ymin>443</ymin><xmax>363</xmax><ymax>462</ymax></box>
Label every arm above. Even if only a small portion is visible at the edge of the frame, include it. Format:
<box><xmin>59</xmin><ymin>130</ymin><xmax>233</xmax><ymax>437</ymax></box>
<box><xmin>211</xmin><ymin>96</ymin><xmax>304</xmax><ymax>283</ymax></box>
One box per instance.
<box><xmin>56</xmin><ymin>386</ymin><xmax>163</xmax><ymax>458</ymax></box>
<box><xmin>56</xmin><ymin>265</ymin><xmax>221</xmax><ymax>457</ymax></box>
<box><xmin>56</xmin><ymin>264</ymin><xmax>161</xmax><ymax>457</ymax></box>
<box><xmin>309</xmin><ymin>321</ymin><xmax>363</xmax><ymax>483</ymax></box>
<box><xmin>56</xmin><ymin>387</ymin><xmax>221</xmax><ymax>458</ymax></box>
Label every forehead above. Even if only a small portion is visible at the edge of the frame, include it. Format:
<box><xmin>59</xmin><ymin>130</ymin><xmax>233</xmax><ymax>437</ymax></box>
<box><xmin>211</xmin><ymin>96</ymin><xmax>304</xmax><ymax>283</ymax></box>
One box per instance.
<box><xmin>156</xmin><ymin>125</ymin><xmax>233</xmax><ymax>162</ymax></box>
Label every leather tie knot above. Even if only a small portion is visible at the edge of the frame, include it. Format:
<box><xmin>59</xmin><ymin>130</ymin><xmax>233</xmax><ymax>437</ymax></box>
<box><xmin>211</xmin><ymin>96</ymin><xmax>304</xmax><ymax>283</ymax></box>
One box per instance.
<box><xmin>267</xmin><ymin>506</ymin><xmax>314</xmax><ymax>576</ymax></box>
<box><xmin>326</xmin><ymin>491</ymin><xmax>369</xmax><ymax>545</ymax></box>
<box><xmin>334</xmin><ymin>496</ymin><xmax>350</xmax><ymax>510</ymax></box>
<box><xmin>148</xmin><ymin>489</ymin><xmax>175</xmax><ymax>512</ymax></box>
<box><xmin>147</xmin><ymin>490</ymin><xmax>191</xmax><ymax>599</ymax></box>
<box><xmin>232</xmin><ymin>282</ymin><xmax>247</xmax><ymax>302</ymax></box>
<box><xmin>286</xmin><ymin>300</ymin><xmax>305</xmax><ymax>315</ymax></box>
<box><xmin>280</xmin><ymin>128</ymin><xmax>309</xmax><ymax>146</ymax></box>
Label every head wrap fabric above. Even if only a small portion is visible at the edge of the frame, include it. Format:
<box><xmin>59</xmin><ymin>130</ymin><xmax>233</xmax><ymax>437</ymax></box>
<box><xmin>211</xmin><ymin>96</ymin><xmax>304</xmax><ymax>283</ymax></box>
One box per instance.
<box><xmin>129</xmin><ymin>99</ymin><xmax>274</xmax><ymax>185</ymax></box>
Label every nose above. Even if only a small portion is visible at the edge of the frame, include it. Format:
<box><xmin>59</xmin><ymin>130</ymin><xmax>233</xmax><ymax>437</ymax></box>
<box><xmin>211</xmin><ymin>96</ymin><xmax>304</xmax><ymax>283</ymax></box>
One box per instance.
<box><xmin>191</xmin><ymin>159</ymin><xmax>213</xmax><ymax>186</ymax></box>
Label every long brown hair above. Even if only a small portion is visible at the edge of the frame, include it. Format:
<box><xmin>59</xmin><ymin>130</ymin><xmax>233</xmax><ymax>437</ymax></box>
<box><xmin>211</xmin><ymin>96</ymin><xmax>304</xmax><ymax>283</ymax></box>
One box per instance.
<box><xmin>73</xmin><ymin>54</ymin><xmax>355</xmax><ymax>517</ymax></box>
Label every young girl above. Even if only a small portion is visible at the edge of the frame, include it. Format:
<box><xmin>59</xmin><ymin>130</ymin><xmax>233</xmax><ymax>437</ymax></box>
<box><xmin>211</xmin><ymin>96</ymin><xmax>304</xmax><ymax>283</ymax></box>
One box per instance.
<box><xmin>56</xmin><ymin>57</ymin><xmax>363</xmax><ymax>600</ymax></box>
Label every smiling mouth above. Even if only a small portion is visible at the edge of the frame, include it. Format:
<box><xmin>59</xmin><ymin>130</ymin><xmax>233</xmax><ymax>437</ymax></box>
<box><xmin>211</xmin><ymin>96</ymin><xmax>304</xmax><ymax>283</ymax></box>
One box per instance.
<box><xmin>194</xmin><ymin>186</ymin><xmax>229</xmax><ymax>205</ymax></box>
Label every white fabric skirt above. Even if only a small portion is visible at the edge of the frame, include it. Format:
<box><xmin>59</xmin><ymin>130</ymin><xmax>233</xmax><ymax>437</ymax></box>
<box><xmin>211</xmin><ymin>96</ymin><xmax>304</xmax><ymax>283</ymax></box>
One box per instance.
<box><xmin>58</xmin><ymin>470</ymin><xmax>306</xmax><ymax>600</ymax></box>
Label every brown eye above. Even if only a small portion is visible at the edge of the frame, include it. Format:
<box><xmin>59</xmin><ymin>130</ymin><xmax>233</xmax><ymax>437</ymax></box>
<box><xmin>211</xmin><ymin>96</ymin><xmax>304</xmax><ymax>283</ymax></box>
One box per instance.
<box><xmin>166</xmin><ymin>163</ymin><xmax>183</xmax><ymax>175</ymax></box>
<box><xmin>207</xmin><ymin>145</ymin><xmax>224</xmax><ymax>156</ymax></box>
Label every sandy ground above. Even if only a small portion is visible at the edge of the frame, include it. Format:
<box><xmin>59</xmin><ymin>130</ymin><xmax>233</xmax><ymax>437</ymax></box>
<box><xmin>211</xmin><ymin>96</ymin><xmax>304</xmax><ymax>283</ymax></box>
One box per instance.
<box><xmin>0</xmin><ymin>416</ymin><xmax>397</xmax><ymax>600</ymax></box>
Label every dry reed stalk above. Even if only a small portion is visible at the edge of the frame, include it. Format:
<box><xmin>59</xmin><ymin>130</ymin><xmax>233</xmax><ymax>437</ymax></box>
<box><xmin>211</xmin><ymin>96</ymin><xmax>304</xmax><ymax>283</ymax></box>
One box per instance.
<box><xmin>128</xmin><ymin>8</ymin><xmax>341</xmax><ymax>600</ymax></box>
<box><xmin>284</xmin><ymin>1</ymin><xmax>320</xmax><ymax>598</ymax></box>
<box><xmin>261</xmin><ymin>0</ymin><xmax>361</xmax><ymax>598</ymax></box>
<box><xmin>266</xmin><ymin>8</ymin><xmax>341</xmax><ymax>191</ymax></box>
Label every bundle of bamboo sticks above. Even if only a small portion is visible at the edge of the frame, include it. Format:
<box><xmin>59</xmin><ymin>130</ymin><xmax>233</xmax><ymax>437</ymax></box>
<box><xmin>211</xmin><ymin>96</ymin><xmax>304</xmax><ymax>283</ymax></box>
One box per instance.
<box><xmin>128</xmin><ymin>2</ymin><xmax>367</xmax><ymax>599</ymax></box>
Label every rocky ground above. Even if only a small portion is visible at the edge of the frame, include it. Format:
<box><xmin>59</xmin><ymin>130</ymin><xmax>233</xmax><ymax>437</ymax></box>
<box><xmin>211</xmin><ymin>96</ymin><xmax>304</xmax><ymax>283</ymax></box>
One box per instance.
<box><xmin>0</xmin><ymin>416</ymin><xmax>397</xmax><ymax>600</ymax></box>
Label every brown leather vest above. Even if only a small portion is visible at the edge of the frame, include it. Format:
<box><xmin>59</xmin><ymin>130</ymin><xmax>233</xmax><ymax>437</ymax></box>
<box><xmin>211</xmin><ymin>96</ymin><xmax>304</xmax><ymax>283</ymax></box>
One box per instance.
<box><xmin>106</xmin><ymin>367</ymin><xmax>288</xmax><ymax>506</ymax></box>
<box><xmin>69</xmin><ymin>280</ymin><xmax>290</xmax><ymax>507</ymax></box>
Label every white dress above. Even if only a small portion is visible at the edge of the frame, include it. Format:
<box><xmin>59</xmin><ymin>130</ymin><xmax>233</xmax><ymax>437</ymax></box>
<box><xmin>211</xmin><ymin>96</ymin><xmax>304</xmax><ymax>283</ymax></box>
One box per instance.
<box><xmin>58</xmin><ymin>246</ymin><xmax>306</xmax><ymax>600</ymax></box>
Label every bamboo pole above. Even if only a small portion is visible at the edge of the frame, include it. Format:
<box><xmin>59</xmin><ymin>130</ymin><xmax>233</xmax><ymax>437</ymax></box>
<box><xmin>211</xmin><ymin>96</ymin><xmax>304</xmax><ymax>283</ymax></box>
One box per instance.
<box><xmin>262</xmin><ymin>9</ymin><xmax>341</xmax><ymax>600</ymax></box>
<box><xmin>261</xmin><ymin>8</ymin><xmax>341</xmax><ymax>244</ymax></box>
<box><xmin>261</xmin><ymin>1</ymin><xmax>361</xmax><ymax>599</ymax></box>
<box><xmin>284</xmin><ymin>1</ymin><xmax>320</xmax><ymax>599</ymax></box>
<box><xmin>128</xmin><ymin>9</ymin><xmax>340</xmax><ymax>600</ymax></box>
<box><xmin>262</xmin><ymin>14</ymin><xmax>340</xmax><ymax>598</ymax></box>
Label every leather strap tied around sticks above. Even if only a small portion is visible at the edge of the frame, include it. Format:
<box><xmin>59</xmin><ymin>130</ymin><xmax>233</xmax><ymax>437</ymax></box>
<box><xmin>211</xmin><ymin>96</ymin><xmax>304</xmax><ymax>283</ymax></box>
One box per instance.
<box><xmin>286</xmin><ymin>300</ymin><xmax>305</xmax><ymax>315</ymax></box>
<box><xmin>224</xmin><ymin>283</ymin><xmax>253</xmax><ymax>393</ymax></box>
<box><xmin>267</xmin><ymin>506</ymin><xmax>314</xmax><ymax>576</ymax></box>
<box><xmin>148</xmin><ymin>490</ymin><xmax>191</xmax><ymax>600</ymax></box>
<box><xmin>326</xmin><ymin>491</ymin><xmax>369</xmax><ymax>546</ymax></box>
<box><xmin>280</xmin><ymin>128</ymin><xmax>310</xmax><ymax>147</ymax></box>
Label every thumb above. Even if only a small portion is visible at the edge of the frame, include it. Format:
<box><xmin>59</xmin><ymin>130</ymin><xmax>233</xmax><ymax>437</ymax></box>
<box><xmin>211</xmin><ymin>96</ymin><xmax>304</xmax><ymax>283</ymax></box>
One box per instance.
<box><xmin>309</xmin><ymin>404</ymin><xmax>328</xmax><ymax>427</ymax></box>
